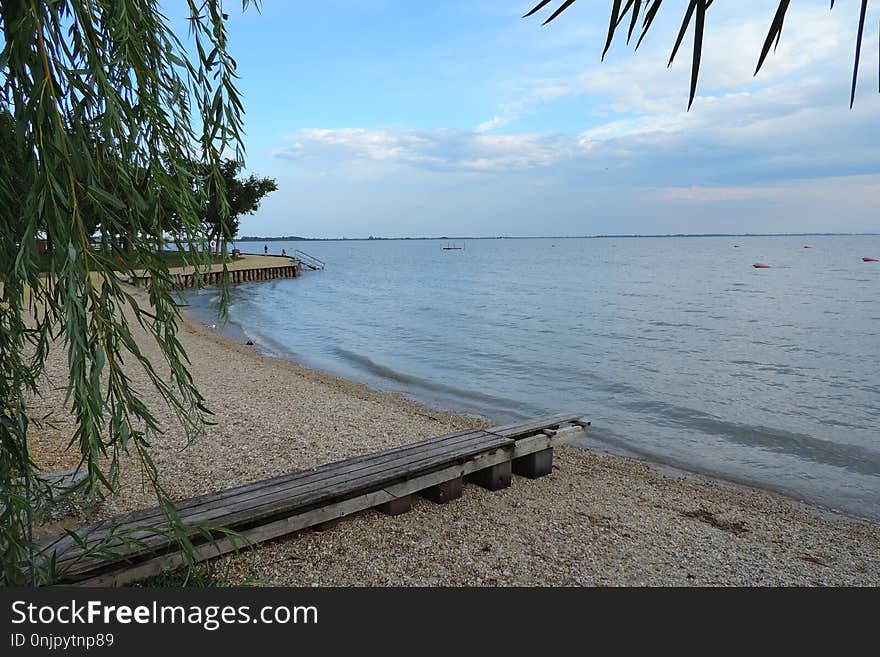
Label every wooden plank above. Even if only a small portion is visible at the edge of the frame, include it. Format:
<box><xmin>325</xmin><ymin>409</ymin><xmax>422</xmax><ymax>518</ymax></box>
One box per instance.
<box><xmin>39</xmin><ymin>429</ymin><xmax>486</xmax><ymax>555</ymax></box>
<box><xmin>46</xmin><ymin>433</ymin><xmax>513</xmax><ymax>571</ymax></box>
<box><xmin>74</xmin><ymin>426</ymin><xmax>584</xmax><ymax>587</ymax></box>
<box><xmin>49</xmin><ymin>419</ymin><xmax>586</xmax><ymax>579</ymax></box>
<box><xmin>92</xmin><ymin>431</ymin><xmax>501</xmax><ymax>539</ymax></box>
<box><xmin>487</xmin><ymin>413</ymin><xmax>582</xmax><ymax>438</ymax></box>
<box><xmin>41</xmin><ymin>414</ymin><xmax>584</xmax><ymax>563</ymax></box>
<box><xmin>56</xmin><ymin>437</ymin><xmax>506</xmax><ymax>556</ymax></box>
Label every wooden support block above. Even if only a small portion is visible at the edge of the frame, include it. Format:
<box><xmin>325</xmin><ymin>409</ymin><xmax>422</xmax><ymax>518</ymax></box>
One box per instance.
<box><xmin>512</xmin><ymin>448</ymin><xmax>553</xmax><ymax>479</ymax></box>
<box><xmin>421</xmin><ymin>477</ymin><xmax>463</xmax><ymax>504</ymax></box>
<box><xmin>467</xmin><ymin>461</ymin><xmax>512</xmax><ymax>491</ymax></box>
<box><xmin>313</xmin><ymin>518</ymin><xmax>341</xmax><ymax>532</ymax></box>
<box><xmin>377</xmin><ymin>495</ymin><xmax>412</xmax><ymax>516</ymax></box>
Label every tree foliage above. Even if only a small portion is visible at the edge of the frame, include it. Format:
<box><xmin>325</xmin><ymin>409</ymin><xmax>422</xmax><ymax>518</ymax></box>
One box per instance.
<box><xmin>0</xmin><ymin>0</ymin><xmax>253</xmax><ymax>584</ymax></box>
<box><xmin>525</xmin><ymin>1</ymin><xmax>877</xmax><ymax>109</ymax></box>
<box><xmin>201</xmin><ymin>160</ymin><xmax>277</xmax><ymax>254</ymax></box>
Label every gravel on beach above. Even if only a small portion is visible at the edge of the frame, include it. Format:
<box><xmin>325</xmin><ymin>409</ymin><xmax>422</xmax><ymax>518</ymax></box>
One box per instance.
<box><xmin>26</xmin><ymin>287</ymin><xmax>880</xmax><ymax>586</ymax></box>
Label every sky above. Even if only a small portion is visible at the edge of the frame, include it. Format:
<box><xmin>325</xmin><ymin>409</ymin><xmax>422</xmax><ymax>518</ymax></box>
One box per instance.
<box><xmin>175</xmin><ymin>1</ymin><xmax>880</xmax><ymax>238</ymax></box>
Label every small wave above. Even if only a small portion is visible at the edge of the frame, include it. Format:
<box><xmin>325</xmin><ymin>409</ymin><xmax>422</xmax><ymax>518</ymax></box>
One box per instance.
<box><xmin>333</xmin><ymin>348</ymin><xmax>537</xmax><ymax>413</ymax></box>
<box><xmin>620</xmin><ymin>398</ymin><xmax>880</xmax><ymax>476</ymax></box>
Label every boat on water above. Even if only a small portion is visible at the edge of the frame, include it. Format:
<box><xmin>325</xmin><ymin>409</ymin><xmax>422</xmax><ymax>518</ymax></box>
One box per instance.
<box><xmin>442</xmin><ymin>242</ymin><xmax>463</xmax><ymax>250</ymax></box>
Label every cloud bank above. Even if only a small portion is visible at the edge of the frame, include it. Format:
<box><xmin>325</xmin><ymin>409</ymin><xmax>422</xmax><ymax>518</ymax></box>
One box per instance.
<box><xmin>246</xmin><ymin>2</ymin><xmax>880</xmax><ymax>237</ymax></box>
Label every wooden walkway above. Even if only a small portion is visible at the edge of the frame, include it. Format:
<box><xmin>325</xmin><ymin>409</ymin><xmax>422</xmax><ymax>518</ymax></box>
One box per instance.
<box><xmin>131</xmin><ymin>262</ymin><xmax>302</xmax><ymax>289</ymax></box>
<box><xmin>36</xmin><ymin>413</ymin><xmax>589</xmax><ymax>586</ymax></box>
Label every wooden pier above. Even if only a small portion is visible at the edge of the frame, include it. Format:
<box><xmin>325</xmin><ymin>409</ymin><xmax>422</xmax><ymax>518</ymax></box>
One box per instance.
<box><xmin>130</xmin><ymin>262</ymin><xmax>302</xmax><ymax>289</ymax></box>
<box><xmin>36</xmin><ymin>413</ymin><xmax>589</xmax><ymax>586</ymax></box>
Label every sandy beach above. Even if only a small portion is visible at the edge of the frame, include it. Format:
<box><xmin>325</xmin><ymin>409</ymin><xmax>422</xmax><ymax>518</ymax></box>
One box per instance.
<box><xmin>26</xmin><ymin>286</ymin><xmax>880</xmax><ymax>586</ymax></box>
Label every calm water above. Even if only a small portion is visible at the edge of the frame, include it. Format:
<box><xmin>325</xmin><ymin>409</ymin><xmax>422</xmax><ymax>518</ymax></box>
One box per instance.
<box><xmin>184</xmin><ymin>236</ymin><xmax>880</xmax><ymax>521</ymax></box>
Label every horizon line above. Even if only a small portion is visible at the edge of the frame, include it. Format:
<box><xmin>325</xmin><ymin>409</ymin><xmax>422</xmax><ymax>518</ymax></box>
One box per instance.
<box><xmin>237</xmin><ymin>232</ymin><xmax>880</xmax><ymax>241</ymax></box>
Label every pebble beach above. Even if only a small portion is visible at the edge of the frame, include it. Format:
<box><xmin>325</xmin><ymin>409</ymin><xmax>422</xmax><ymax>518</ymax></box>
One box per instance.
<box><xmin>26</xmin><ymin>286</ymin><xmax>880</xmax><ymax>587</ymax></box>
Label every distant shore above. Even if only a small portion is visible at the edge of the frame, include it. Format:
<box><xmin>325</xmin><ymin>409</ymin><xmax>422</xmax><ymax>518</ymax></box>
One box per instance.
<box><xmin>236</xmin><ymin>233</ymin><xmax>880</xmax><ymax>242</ymax></box>
<box><xmin>27</xmin><ymin>285</ymin><xmax>880</xmax><ymax>586</ymax></box>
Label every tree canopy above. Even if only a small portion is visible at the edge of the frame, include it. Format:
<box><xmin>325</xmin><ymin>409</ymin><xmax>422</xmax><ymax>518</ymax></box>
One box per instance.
<box><xmin>202</xmin><ymin>160</ymin><xmax>278</xmax><ymax>253</ymax></box>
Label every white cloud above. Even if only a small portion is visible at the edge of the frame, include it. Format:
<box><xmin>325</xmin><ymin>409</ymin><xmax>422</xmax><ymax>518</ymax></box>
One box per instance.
<box><xmin>274</xmin><ymin>127</ymin><xmax>570</xmax><ymax>172</ymax></box>
<box><xmin>475</xmin><ymin>115</ymin><xmax>509</xmax><ymax>132</ymax></box>
<box><xmin>256</xmin><ymin>2</ymin><xmax>880</xmax><ymax>236</ymax></box>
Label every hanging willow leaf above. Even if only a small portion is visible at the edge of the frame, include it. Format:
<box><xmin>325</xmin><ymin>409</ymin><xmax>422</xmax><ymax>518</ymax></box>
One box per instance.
<box><xmin>850</xmin><ymin>0</ymin><xmax>868</xmax><ymax>108</ymax></box>
<box><xmin>636</xmin><ymin>0</ymin><xmax>664</xmax><ymax>50</ymax></box>
<box><xmin>688</xmin><ymin>0</ymin><xmax>708</xmax><ymax>110</ymax></box>
<box><xmin>756</xmin><ymin>0</ymin><xmax>791</xmax><ymax>75</ymax></box>
<box><xmin>602</xmin><ymin>1</ymin><xmax>622</xmax><ymax>60</ymax></box>
<box><xmin>525</xmin><ymin>0</ymin><xmax>879</xmax><ymax>109</ymax></box>
<box><xmin>543</xmin><ymin>0</ymin><xmax>577</xmax><ymax>25</ymax></box>
<box><xmin>523</xmin><ymin>0</ymin><xmax>554</xmax><ymax>18</ymax></box>
<box><xmin>667</xmin><ymin>1</ymin><xmax>697</xmax><ymax>69</ymax></box>
<box><xmin>0</xmin><ymin>0</ymin><xmax>256</xmax><ymax>585</ymax></box>
<box><xmin>626</xmin><ymin>0</ymin><xmax>642</xmax><ymax>44</ymax></box>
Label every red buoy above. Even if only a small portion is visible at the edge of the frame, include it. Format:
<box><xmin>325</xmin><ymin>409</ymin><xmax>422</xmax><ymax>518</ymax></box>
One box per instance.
<box><xmin>864</xmin><ymin>257</ymin><xmax>879</xmax><ymax>262</ymax></box>
<box><xmin>753</xmin><ymin>263</ymin><xmax>772</xmax><ymax>268</ymax></box>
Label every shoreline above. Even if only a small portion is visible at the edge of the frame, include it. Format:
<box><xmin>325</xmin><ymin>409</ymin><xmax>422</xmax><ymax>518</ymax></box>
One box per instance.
<box><xmin>27</xmin><ymin>287</ymin><xmax>880</xmax><ymax>585</ymax></box>
<box><xmin>186</xmin><ymin>295</ymin><xmax>879</xmax><ymax>529</ymax></box>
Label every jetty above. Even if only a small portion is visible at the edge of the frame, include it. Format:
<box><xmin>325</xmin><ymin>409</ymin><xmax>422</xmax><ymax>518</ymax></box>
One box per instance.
<box><xmin>36</xmin><ymin>413</ymin><xmax>589</xmax><ymax>586</ymax></box>
<box><xmin>127</xmin><ymin>252</ymin><xmax>325</xmax><ymax>289</ymax></box>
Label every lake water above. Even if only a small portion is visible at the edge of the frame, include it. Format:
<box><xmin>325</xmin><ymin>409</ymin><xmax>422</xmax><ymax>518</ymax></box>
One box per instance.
<box><xmin>184</xmin><ymin>236</ymin><xmax>880</xmax><ymax>521</ymax></box>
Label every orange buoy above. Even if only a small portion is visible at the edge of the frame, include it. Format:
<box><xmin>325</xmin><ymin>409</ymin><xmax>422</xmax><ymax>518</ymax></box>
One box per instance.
<box><xmin>864</xmin><ymin>257</ymin><xmax>879</xmax><ymax>262</ymax></box>
<box><xmin>753</xmin><ymin>263</ymin><xmax>772</xmax><ymax>268</ymax></box>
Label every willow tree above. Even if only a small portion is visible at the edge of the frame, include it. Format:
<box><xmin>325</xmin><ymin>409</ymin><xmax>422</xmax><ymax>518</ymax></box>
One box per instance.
<box><xmin>0</xmin><ymin>1</ymin><xmax>252</xmax><ymax>584</ymax></box>
<box><xmin>526</xmin><ymin>1</ymin><xmax>878</xmax><ymax>109</ymax></box>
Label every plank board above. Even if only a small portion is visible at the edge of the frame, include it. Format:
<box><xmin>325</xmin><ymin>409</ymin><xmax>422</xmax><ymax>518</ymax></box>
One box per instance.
<box><xmin>77</xmin><ymin>427</ymin><xmax>582</xmax><ymax>587</ymax></box>
<box><xmin>38</xmin><ymin>413</ymin><xmax>587</xmax><ymax>583</ymax></box>
<box><xmin>46</xmin><ymin>433</ymin><xmax>515</xmax><ymax>574</ymax></box>
<box><xmin>44</xmin><ymin>411</ymin><xmax>579</xmax><ymax>556</ymax></box>
<box><xmin>38</xmin><ymin>429</ymin><xmax>489</xmax><ymax>559</ymax></box>
<box><xmin>488</xmin><ymin>413</ymin><xmax>583</xmax><ymax>438</ymax></box>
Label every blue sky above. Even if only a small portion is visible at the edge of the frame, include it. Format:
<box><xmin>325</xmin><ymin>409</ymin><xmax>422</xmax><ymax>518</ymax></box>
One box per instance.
<box><xmin>179</xmin><ymin>1</ymin><xmax>880</xmax><ymax>237</ymax></box>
